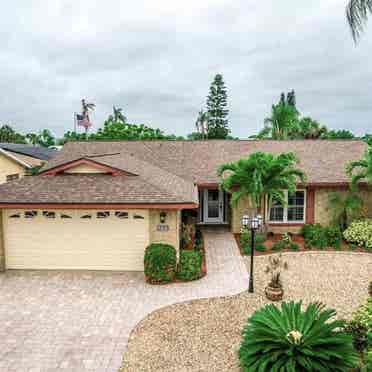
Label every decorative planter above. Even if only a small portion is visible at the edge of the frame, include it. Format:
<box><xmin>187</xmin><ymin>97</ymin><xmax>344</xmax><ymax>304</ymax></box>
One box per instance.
<box><xmin>265</xmin><ymin>285</ymin><xmax>284</xmax><ymax>301</ymax></box>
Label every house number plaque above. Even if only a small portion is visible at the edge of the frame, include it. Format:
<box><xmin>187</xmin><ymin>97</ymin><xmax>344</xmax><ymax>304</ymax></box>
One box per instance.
<box><xmin>157</xmin><ymin>224</ymin><xmax>169</xmax><ymax>231</ymax></box>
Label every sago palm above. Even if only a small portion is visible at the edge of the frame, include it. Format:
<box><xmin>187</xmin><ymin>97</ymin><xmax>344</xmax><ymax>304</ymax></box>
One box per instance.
<box><xmin>347</xmin><ymin>146</ymin><xmax>372</xmax><ymax>190</ymax></box>
<box><xmin>218</xmin><ymin>151</ymin><xmax>306</xmax><ymax>208</ymax></box>
<box><xmin>239</xmin><ymin>301</ymin><xmax>359</xmax><ymax>371</ymax></box>
<box><xmin>347</xmin><ymin>0</ymin><xmax>372</xmax><ymax>41</ymax></box>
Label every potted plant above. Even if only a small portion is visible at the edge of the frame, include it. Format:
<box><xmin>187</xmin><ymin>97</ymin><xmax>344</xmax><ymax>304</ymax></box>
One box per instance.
<box><xmin>264</xmin><ymin>254</ymin><xmax>288</xmax><ymax>301</ymax></box>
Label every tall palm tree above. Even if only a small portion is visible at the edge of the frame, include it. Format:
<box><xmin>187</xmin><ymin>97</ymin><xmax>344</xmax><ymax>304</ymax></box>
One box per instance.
<box><xmin>195</xmin><ymin>110</ymin><xmax>209</xmax><ymax>139</ymax></box>
<box><xmin>113</xmin><ymin>106</ymin><xmax>126</xmax><ymax>123</ymax></box>
<box><xmin>218</xmin><ymin>152</ymin><xmax>306</xmax><ymax>208</ymax></box>
<box><xmin>347</xmin><ymin>146</ymin><xmax>372</xmax><ymax>190</ymax></box>
<box><xmin>347</xmin><ymin>0</ymin><xmax>372</xmax><ymax>41</ymax></box>
<box><xmin>261</xmin><ymin>102</ymin><xmax>299</xmax><ymax>140</ymax></box>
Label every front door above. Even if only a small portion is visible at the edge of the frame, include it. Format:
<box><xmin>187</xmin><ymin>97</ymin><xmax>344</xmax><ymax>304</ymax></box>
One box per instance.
<box><xmin>203</xmin><ymin>189</ymin><xmax>224</xmax><ymax>223</ymax></box>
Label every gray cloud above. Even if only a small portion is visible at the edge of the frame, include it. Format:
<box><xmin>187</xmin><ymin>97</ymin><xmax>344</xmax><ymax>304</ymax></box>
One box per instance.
<box><xmin>1</xmin><ymin>0</ymin><xmax>372</xmax><ymax>138</ymax></box>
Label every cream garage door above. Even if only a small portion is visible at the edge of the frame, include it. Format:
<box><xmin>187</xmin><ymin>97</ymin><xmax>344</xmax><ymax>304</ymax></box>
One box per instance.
<box><xmin>3</xmin><ymin>209</ymin><xmax>149</xmax><ymax>271</ymax></box>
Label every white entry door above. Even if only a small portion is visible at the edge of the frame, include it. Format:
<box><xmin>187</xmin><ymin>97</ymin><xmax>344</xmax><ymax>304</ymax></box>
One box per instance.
<box><xmin>203</xmin><ymin>189</ymin><xmax>224</xmax><ymax>223</ymax></box>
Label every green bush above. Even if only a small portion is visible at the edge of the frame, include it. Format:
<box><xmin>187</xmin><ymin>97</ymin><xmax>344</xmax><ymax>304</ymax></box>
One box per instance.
<box><xmin>289</xmin><ymin>241</ymin><xmax>300</xmax><ymax>250</ymax></box>
<box><xmin>239</xmin><ymin>301</ymin><xmax>358</xmax><ymax>371</ymax></box>
<box><xmin>177</xmin><ymin>250</ymin><xmax>202</xmax><ymax>281</ymax></box>
<box><xmin>325</xmin><ymin>226</ymin><xmax>343</xmax><ymax>249</ymax></box>
<box><xmin>271</xmin><ymin>239</ymin><xmax>286</xmax><ymax>251</ymax></box>
<box><xmin>344</xmin><ymin>219</ymin><xmax>372</xmax><ymax>250</ymax></box>
<box><xmin>302</xmin><ymin>223</ymin><xmax>328</xmax><ymax>249</ymax></box>
<box><xmin>241</xmin><ymin>229</ymin><xmax>266</xmax><ymax>254</ymax></box>
<box><xmin>353</xmin><ymin>297</ymin><xmax>372</xmax><ymax>331</ymax></box>
<box><xmin>144</xmin><ymin>243</ymin><xmax>177</xmax><ymax>283</ymax></box>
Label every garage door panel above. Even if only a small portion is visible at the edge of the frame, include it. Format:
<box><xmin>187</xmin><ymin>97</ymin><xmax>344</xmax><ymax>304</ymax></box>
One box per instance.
<box><xmin>4</xmin><ymin>209</ymin><xmax>149</xmax><ymax>271</ymax></box>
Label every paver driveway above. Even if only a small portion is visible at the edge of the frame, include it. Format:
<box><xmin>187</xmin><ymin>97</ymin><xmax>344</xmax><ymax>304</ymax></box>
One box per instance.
<box><xmin>0</xmin><ymin>229</ymin><xmax>247</xmax><ymax>372</ymax></box>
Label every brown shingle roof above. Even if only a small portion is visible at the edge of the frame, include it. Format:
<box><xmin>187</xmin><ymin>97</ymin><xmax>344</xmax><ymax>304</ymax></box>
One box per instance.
<box><xmin>44</xmin><ymin>139</ymin><xmax>367</xmax><ymax>184</ymax></box>
<box><xmin>0</xmin><ymin>140</ymin><xmax>367</xmax><ymax>205</ymax></box>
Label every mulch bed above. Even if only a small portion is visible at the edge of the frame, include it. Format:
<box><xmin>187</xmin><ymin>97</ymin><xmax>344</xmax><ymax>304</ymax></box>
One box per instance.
<box><xmin>234</xmin><ymin>233</ymin><xmax>370</xmax><ymax>256</ymax></box>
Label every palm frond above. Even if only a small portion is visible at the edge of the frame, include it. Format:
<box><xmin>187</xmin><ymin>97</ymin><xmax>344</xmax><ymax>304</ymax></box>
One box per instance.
<box><xmin>346</xmin><ymin>0</ymin><xmax>372</xmax><ymax>42</ymax></box>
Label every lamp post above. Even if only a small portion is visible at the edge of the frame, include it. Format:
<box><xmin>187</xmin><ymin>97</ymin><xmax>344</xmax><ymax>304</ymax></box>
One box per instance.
<box><xmin>242</xmin><ymin>213</ymin><xmax>263</xmax><ymax>293</ymax></box>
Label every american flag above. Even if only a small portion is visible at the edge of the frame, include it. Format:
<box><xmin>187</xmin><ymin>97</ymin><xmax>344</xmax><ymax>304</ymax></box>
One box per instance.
<box><xmin>76</xmin><ymin>113</ymin><xmax>92</xmax><ymax>129</ymax></box>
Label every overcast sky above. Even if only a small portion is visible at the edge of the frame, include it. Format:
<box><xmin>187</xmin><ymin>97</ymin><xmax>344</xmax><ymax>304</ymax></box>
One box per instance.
<box><xmin>1</xmin><ymin>0</ymin><xmax>372</xmax><ymax>138</ymax></box>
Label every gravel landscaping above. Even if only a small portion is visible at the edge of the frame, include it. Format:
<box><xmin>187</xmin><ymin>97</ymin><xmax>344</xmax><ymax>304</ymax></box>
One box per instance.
<box><xmin>120</xmin><ymin>252</ymin><xmax>372</xmax><ymax>372</ymax></box>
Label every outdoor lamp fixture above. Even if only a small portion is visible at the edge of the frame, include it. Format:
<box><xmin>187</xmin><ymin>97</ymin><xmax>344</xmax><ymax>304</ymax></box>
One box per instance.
<box><xmin>160</xmin><ymin>211</ymin><xmax>167</xmax><ymax>224</ymax></box>
<box><xmin>242</xmin><ymin>213</ymin><xmax>263</xmax><ymax>293</ymax></box>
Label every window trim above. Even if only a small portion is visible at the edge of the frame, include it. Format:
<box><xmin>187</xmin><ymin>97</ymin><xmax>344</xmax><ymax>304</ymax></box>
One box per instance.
<box><xmin>267</xmin><ymin>190</ymin><xmax>306</xmax><ymax>224</ymax></box>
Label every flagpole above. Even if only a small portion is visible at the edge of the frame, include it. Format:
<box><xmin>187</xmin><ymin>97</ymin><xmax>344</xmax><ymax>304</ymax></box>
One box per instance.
<box><xmin>73</xmin><ymin>112</ymin><xmax>77</xmax><ymax>133</ymax></box>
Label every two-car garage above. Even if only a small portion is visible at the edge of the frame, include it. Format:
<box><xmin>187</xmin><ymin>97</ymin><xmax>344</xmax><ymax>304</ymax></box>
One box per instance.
<box><xmin>3</xmin><ymin>209</ymin><xmax>150</xmax><ymax>271</ymax></box>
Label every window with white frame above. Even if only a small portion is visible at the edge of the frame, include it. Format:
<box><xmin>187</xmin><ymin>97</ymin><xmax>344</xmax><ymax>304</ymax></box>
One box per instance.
<box><xmin>268</xmin><ymin>190</ymin><xmax>306</xmax><ymax>223</ymax></box>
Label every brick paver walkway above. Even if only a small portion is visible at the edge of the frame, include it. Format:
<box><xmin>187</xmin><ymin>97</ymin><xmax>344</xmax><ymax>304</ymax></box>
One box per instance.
<box><xmin>0</xmin><ymin>229</ymin><xmax>247</xmax><ymax>372</ymax></box>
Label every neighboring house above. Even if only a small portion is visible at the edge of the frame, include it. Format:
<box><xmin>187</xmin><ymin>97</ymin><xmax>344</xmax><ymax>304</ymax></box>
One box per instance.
<box><xmin>0</xmin><ymin>140</ymin><xmax>370</xmax><ymax>272</ymax></box>
<box><xmin>0</xmin><ymin>143</ymin><xmax>56</xmax><ymax>183</ymax></box>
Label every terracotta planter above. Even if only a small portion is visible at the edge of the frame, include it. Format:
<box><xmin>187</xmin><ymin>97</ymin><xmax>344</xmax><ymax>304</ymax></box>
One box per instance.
<box><xmin>265</xmin><ymin>285</ymin><xmax>284</xmax><ymax>301</ymax></box>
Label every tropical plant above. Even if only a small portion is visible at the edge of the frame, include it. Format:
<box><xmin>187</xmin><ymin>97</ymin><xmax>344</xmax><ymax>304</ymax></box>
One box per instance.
<box><xmin>0</xmin><ymin>124</ymin><xmax>26</xmax><ymax>143</ymax></box>
<box><xmin>112</xmin><ymin>106</ymin><xmax>126</xmax><ymax>123</ymax></box>
<box><xmin>260</xmin><ymin>100</ymin><xmax>300</xmax><ymax>140</ymax></box>
<box><xmin>239</xmin><ymin>301</ymin><xmax>359</xmax><ymax>371</ymax></box>
<box><xmin>295</xmin><ymin>117</ymin><xmax>328</xmax><ymax>139</ymax></box>
<box><xmin>206</xmin><ymin>74</ymin><xmax>230</xmax><ymax>139</ymax></box>
<box><xmin>347</xmin><ymin>146</ymin><xmax>372</xmax><ymax>190</ymax></box>
<box><xmin>218</xmin><ymin>151</ymin><xmax>306</xmax><ymax>209</ymax></box>
<box><xmin>194</xmin><ymin>110</ymin><xmax>209</xmax><ymax>139</ymax></box>
<box><xmin>272</xmin><ymin>233</ymin><xmax>300</xmax><ymax>251</ymax></box>
<box><xmin>144</xmin><ymin>243</ymin><xmax>177</xmax><ymax>284</ymax></box>
<box><xmin>343</xmin><ymin>219</ymin><xmax>372</xmax><ymax>249</ymax></box>
<box><xmin>347</xmin><ymin>0</ymin><xmax>372</xmax><ymax>42</ymax></box>
<box><xmin>328</xmin><ymin>191</ymin><xmax>363</xmax><ymax>230</ymax></box>
<box><xmin>264</xmin><ymin>254</ymin><xmax>288</xmax><ymax>288</ymax></box>
<box><xmin>323</xmin><ymin>129</ymin><xmax>355</xmax><ymax>139</ymax></box>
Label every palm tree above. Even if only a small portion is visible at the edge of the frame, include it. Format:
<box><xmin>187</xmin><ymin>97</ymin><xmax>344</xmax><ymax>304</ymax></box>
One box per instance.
<box><xmin>195</xmin><ymin>110</ymin><xmax>209</xmax><ymax>139</ymax></box>
<box><xmin>347</xmin><ymin>0</ymin><xmax>372</xmax><ymax>42</ymax></box>
<box><xmin>328</xmin><ymin>192</ymin><xmax>363</xmax><ymax>230</ymax></box>
<box><xmin>296</xmin><ymin>117</ymin><xmax>328</xmax><ymax>139</ymax></box>
<box><xmin>218</xmin><ymin>151</ymin><xmax>306</xmax><ymax>209</ymax></box>
<box><xmin>347</xmin><ymin>146</ymin><xmax>372</xmax><ymax>190</ymax></box>
<box><xmin>261</xmin><ymin>102</ymin><xmax>299</xmax><ymax>140</ymax></box>
<box><xmin>113</xmin><ymin>106</ymin><xmax>126</xmax><ymax>123</ymax></box>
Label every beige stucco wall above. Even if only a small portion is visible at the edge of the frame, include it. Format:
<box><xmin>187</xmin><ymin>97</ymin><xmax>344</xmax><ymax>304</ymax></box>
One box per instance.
<box><xmin>231</xmin><ymin>196</ymin><xmax>254</xmax><ymax>233</ymax></box>
<box><xmin>314</xmin><ymin>188</ymin><xmax>372</xmax><ymax>226</ymax></box>
<box><xmin>0</xmin><ymin>211</ymin><xmax>4</xmax><ymax>271</ymax></box>
<box><xmin>149</xmin><ymin>209</ymin><xmax>180</xmax><ymax>250</ymax></box>
<box><xmin>64</xmin><ymin>164</ymin><xmax>107</xmax><ymax>173</ymax></box>
<box><xmin>0</xmin><ymin>153</ymin><xmax>26</xmax><ymax>184</ymax></box>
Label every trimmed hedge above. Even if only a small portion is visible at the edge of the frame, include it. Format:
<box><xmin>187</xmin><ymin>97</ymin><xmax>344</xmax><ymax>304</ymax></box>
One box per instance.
<box><xmin>144</xmin><ymin>243</ymin><xmax>177</xmax><ymax>284</ymax></box>
<box><xmin>177</xmin><ymin>250</ymin><xmax>203</xmax><ymax>281</ymax></box>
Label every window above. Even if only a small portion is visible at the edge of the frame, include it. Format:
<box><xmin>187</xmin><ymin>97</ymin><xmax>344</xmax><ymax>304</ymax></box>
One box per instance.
<box><xmin>43</xmin><ymin>211</ymin><xmax>56</xmax><ymax>219</ymax></box>
<box><xmin>6</xmin><ymin>174</ymin><xmax>19</xmax><ymax>182</ymax></box>
<box><xmin>24</xmin><ymin>210</ymin><xmax>38</xmax><ymax>219</ymax></box>
<box><xmin>61</xmin><ymin>214</ymin><xmax>72</xmax><ymax>219</ymax></box>
<box><xmin>268</xmin><ymin>190</ymin><xmax>306</xmax><ymax>223</ymax></box>
<box><xmin>115</xmin><ymin>211</ymin><xmax>128</xmax><ymax>219</ymax></box>
<box><xmin>81</xmin><ymin>214</ymin><xmax>92</xmax><ymax>219</ymax></box>
<box><xmin>97</xmin><ymin>211</ymin><xmax>110</xmax><ymax>219</ymax></box>
<box><xmin>9</xmin><ymin>213</ymin><xmax>21</xmax><ymax>219</ymax></box>
<box><xmin>133</xmin><ymin>214</ymin><xmax>145</xmax><ymax>220</ymax></box>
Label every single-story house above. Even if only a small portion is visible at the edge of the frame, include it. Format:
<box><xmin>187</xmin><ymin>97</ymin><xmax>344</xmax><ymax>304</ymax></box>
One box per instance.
<box><xmin>0</xmin><ymin>143</ymin><xmax>56</xmax><ymax>183</ymax></box>
<box><xmin>0</xmin><ymin>140</ymin><xmax>370</xmax><ymax>272</ymax></box>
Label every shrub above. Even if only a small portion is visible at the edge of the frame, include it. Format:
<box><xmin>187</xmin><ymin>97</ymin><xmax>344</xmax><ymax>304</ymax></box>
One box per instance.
<box><xmin>271</xmin><ymin>239</ymin><xmax>286</xmax><ymax>251</ymax></box>
<box><xmin>289</xmin><ymin>241</ymin><xmax>300</xmax><ymax>250</ymax></box>
<box><xmin>177</xmin><ymin>250</ymin><xmax>202</xmax><ymax>281</ymax></box>
<box><xmin>353</xmin><ymin>297</ymin><xmax>372</xmax><ymax>331</ymax></box>
<box><xmin>325</xmin><ymin>226</ymin><xmax>343</xmax><ymax>249</ymax></box>
<box><xmin>239</xmin><ymin>301</ymin><xmax>358</xmax><ymax>371</ymax></box>
<box><xmin>144</xmin><ymin>243</ymin><xmax>177</xmax><ymax>284</ymax></box>
<box><xmin>344</xmin><ymin>219</ymin><xmax>372</xmax><ymax>250</ymax></box>
<box><xmin>241</xmin><ymin>229</ymin><xmax>266</xmax><ymax>254</ymax></box>
<box><xmin>302</xmin><ymin>223</ymin><xmax>328</xmax><ymax>249</ymax></box>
